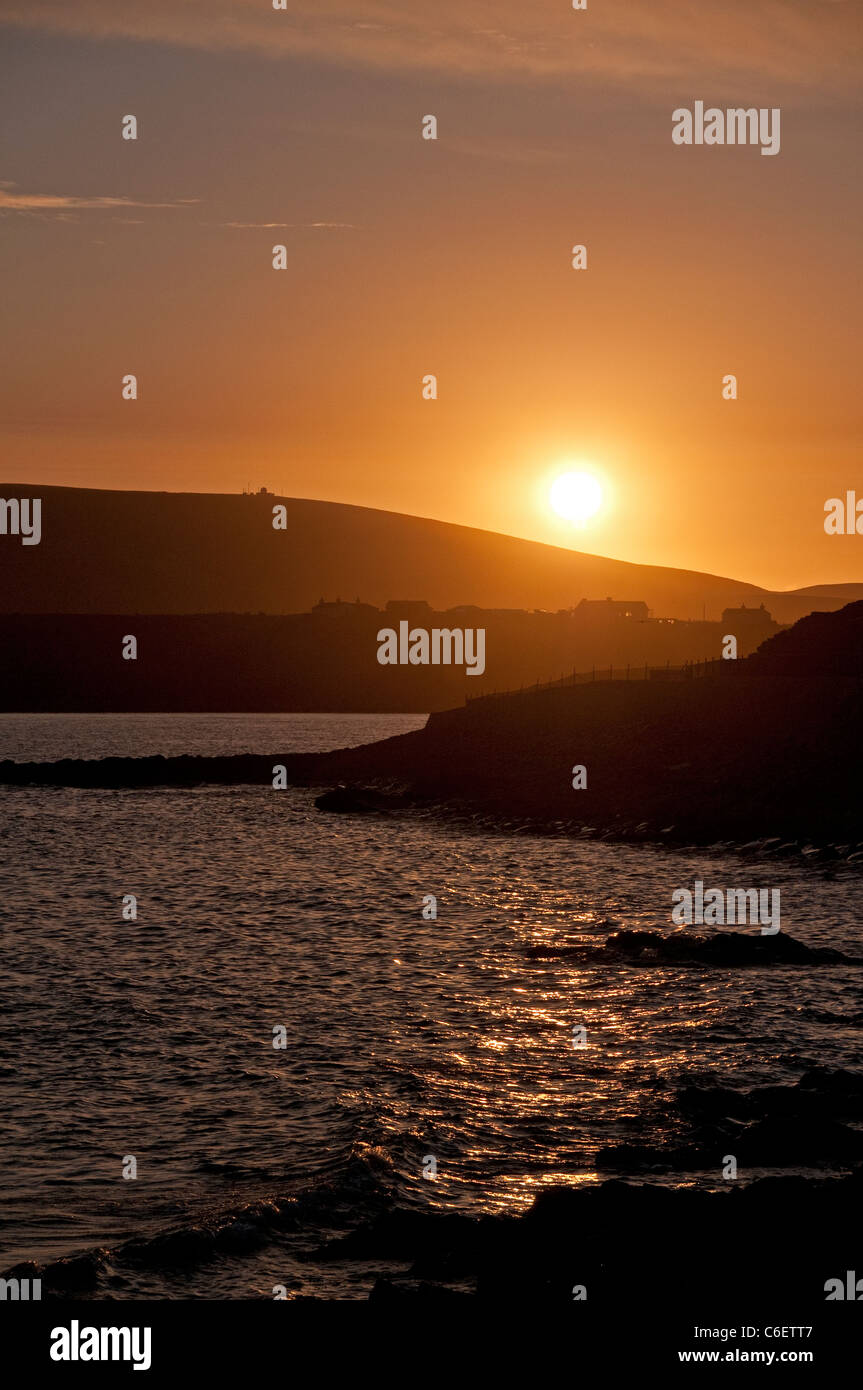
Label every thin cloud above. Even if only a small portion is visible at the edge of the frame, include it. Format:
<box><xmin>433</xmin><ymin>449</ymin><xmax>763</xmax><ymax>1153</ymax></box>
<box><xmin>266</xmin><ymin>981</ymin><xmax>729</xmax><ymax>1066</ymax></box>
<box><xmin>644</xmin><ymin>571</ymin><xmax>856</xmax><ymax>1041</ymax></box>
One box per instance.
<box><xmin>219</xmin><ymin>221</ymin><xmax>358</xmax><ymax>229</ymax></box>
<box><xmin>2</xmin><ymin>1</ymin><xmax>860</xmax><ymax>93</ymax></box>
<box><xmin>0</xmin><ymin>186</ymin><xmax>199</xmax><ymax>214</ymax></box>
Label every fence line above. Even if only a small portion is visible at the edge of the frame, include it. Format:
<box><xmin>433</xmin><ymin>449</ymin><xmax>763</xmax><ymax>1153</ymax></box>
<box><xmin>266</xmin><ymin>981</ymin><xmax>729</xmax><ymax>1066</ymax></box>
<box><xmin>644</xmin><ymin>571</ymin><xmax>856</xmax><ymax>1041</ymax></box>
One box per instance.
<box><xmin>465</xmin><ymin>657</ymin><xmax>733</xmax><ymax>704</ymax></box>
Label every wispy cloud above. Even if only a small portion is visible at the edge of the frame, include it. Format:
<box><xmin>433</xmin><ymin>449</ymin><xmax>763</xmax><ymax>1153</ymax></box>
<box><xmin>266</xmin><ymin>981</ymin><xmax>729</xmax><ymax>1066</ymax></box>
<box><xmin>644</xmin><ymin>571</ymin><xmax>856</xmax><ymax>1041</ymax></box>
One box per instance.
<box><xmin>2</xmin><ymin>0</ymin><xmax>860</xmax><ymax>93</ymax></box>
<box><xmin>0</xmin><ymin>188</ymin><xmax>356</xmax><ymax>230</ymax></box>
<box><xmin>0</xmin><ymin>184</ymin><xmax>199</xmax><ymax>214</ymax></box>
<box><xmin>219</xmin><ymin>221</ymin><xmax>358</xmax><ymax>230</ymax></box>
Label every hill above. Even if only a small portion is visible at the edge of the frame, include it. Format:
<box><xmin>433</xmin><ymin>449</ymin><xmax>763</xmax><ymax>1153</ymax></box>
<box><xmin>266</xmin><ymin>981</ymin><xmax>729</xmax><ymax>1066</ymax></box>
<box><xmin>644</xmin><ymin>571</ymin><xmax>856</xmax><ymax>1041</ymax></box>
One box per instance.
<box><xmin>2</xmin><ymin>484</ymin><xmax>854</xmax><ymax>621</ymax></box>
<box><xmin>748</xmin><ymin>602</ymin><xmax>863</xmax><ymax>678</ymax></box>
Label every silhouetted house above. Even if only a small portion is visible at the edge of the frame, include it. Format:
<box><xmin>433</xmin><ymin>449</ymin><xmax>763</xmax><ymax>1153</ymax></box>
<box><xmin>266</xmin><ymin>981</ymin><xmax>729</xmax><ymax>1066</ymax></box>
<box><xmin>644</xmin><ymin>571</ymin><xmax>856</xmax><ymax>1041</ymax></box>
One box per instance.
<box><xmin>720</xmin><ymin>603</ymin><xmax>780</xmax><ymax>657</ymax></box>
<box><xmin>312</xmin><ymin>598</ymin><xmax>380</xmax><ymax>618</ymax></box>
<box><xmin>721</xmin><ymin>602</ymin><xmax>774</xmax><ymax>630</ymax></box>
<box><xmin>576</xmin><ymin>598</ymin><xmax>650</xmax><ymax>621</ymax></box>
<box><xmin>385</xmin><ymin>600</ymin><xmax>434</xmax><ymax>622</ymax></box>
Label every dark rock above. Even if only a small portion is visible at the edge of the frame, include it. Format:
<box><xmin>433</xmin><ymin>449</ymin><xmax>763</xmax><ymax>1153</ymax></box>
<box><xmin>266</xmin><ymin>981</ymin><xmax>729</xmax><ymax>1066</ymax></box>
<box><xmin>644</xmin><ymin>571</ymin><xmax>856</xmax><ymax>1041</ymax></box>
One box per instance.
<box><xmin>526</xmin><ymin>929</ymin><xmax>861</xmax><ymax>968</ymax></box>
<box><xmin>43</xmin><ymin>1252</ymin><xmax>106</xmax><ymax>1292</ymax></box>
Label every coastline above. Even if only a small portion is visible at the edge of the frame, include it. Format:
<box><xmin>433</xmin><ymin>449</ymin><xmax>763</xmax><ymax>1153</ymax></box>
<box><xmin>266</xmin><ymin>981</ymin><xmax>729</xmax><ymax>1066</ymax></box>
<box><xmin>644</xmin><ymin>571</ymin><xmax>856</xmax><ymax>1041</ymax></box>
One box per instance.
<box><xmin>7</xmin><ymin>1165</ymin><xmax>863</xmax><ymax>1305</ymax></box>
<box><xmin>2</xmin><ymin>668</ymin><xmax>862</xmax><ymax>855</ymax></box>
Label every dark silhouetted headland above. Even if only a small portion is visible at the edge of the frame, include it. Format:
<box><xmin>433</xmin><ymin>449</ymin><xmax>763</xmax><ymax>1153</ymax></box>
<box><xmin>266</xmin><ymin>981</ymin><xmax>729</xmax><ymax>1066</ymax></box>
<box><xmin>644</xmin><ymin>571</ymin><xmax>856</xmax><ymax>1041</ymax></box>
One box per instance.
<box><xmin>3</xmin><ymin>601</ymin><xmax>862</xmax><ymax>849</ymax></box>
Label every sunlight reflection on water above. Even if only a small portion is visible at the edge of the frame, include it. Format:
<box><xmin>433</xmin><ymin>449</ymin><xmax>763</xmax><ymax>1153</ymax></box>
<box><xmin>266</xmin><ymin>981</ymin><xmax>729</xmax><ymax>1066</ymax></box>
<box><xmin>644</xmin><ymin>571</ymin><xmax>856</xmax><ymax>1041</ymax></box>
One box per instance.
<box><xmin>1</xmin><ymin>715</ymin><xmax>861</xmax><ymax>1294</ymax></box>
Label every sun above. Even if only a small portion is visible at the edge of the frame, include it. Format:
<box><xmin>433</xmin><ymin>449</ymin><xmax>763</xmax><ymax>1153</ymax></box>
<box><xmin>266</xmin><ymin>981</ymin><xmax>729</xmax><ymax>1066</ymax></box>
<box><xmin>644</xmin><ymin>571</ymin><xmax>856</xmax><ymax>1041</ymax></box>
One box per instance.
<box><xmin>549</xmin><ymin>470</ymin><xmax>603</xmax><ymax>523</ymax></box>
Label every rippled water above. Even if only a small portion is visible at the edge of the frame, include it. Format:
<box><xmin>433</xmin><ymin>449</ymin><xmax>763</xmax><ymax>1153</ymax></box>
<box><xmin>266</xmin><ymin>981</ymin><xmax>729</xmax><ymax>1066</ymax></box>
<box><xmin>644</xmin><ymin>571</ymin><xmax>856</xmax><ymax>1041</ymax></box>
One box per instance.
<box><xmin>1</xmin><ymin>714</ymin><xmax>861</xmax><ymax>1298</ymax></box>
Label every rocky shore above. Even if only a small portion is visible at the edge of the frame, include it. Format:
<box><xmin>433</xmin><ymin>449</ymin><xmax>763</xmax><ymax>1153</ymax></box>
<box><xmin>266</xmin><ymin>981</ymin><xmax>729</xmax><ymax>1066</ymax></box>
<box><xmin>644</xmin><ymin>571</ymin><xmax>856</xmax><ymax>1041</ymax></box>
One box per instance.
<box><xmin>9</xmin><ymin>1167</ymin><xmax>863</xmax><ymax>1306</ymax></box>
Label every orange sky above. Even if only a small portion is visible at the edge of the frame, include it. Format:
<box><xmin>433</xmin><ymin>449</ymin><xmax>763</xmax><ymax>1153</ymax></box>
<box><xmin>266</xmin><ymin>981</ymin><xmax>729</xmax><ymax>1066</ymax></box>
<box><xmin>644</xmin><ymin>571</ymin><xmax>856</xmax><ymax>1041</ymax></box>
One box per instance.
<box><xmin>1</xmin><ymin>1</ymin><xmax>861</xmax><ymax>590</ymax></box>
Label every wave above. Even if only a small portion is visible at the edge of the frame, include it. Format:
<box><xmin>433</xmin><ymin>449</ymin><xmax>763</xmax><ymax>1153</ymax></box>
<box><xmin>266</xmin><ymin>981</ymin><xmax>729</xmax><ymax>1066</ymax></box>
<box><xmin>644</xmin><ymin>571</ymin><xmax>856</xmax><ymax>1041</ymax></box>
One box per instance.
<box><xmin>2</xmin><ymin>1134</ymin><xmax>400</xmax><ymax>1297</ymax></box>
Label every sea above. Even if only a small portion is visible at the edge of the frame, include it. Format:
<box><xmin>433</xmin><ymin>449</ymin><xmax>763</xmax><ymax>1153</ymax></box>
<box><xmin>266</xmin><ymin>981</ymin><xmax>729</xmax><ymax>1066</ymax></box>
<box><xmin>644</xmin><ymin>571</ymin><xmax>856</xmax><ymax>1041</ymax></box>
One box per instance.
<box><xmin>1</xmin><ymin>712</ymin><xmax>861</xmax><ymax>1299</ymax></box>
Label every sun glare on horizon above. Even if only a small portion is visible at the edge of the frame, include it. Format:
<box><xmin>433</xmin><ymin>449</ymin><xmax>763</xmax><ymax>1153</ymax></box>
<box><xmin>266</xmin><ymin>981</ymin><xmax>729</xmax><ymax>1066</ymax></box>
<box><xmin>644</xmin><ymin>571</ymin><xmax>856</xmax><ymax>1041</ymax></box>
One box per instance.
<box><xmin>549</xmin><ymin>470</ymin><xmax>603</xmax><ymax>524</ymax></box>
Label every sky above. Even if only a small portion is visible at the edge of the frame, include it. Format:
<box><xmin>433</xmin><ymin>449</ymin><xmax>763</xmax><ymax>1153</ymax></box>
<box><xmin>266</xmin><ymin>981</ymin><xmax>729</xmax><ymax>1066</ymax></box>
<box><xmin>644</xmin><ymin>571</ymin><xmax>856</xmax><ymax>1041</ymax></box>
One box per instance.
<box><xmin>1</xmin><ymin>0</ymin><xmax>861</xmax><ymax>590</ymax></box>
